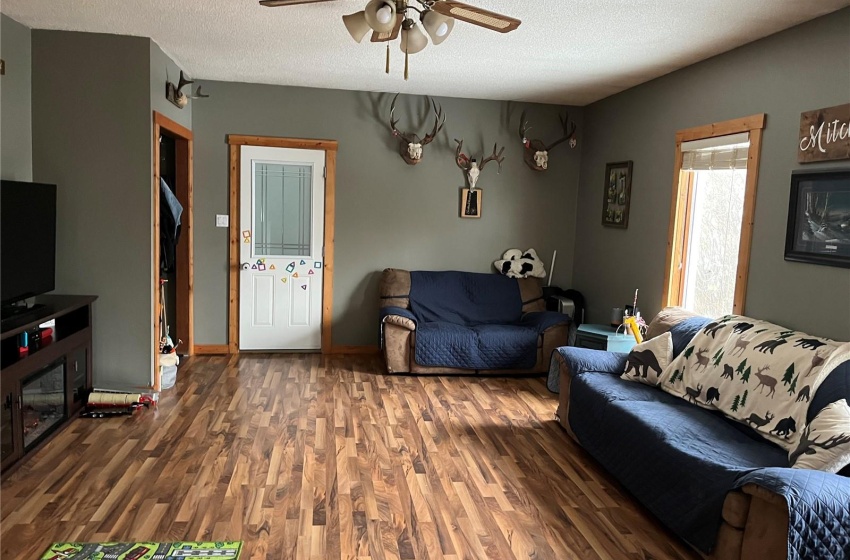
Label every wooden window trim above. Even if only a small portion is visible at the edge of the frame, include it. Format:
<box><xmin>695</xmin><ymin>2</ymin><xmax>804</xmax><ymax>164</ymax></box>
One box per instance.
<box><xmin>662</xmin><ymin>114</ymin><xmax>765</xmax><ymax>315</ymax></box>
<box><xmin>226</xmin><ymin>135</ymin><xmax>338</xmax><ymax>354</ymax></box>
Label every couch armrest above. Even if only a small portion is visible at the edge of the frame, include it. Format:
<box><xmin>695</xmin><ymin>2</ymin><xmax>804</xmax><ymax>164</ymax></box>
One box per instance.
<box><xmin>381</xmin><ymin>306</ymin><xmax>417</xmax><ymax>331</ymax></box>
<box><xmin>556</xmin><ymin>347</ymin><xmax>628</xmax><ymax>378</ymax></box>
<box><xmin>520</xmin><ymin>311</ymin><xmax>571</xmax><ymax>333</ymax></box>
<box><xmin>737</xmin><ymin>467</ymin><xmax>850</xmax><ymax>559</ymax></box>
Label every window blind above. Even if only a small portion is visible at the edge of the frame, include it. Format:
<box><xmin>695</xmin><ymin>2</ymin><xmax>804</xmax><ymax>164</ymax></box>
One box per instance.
<box><xmin>681</xmin><ymin>132</ymin><xmax>750</xmax><ymax>171</ymax></box>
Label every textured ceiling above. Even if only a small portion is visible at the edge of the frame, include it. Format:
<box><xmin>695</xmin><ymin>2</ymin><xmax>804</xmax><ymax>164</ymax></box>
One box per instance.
<box><xmin>4</xmin><ymin>0</ymin><xmax>849</xmax><ymax>105</ymax></box>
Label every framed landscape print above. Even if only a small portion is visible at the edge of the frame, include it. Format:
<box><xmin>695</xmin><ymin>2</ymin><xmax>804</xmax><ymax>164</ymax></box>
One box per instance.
<box><xmin>785</xmin><ymin>170</ymin><xmax>850</xmax><ymax>268</ymax></box>
<box><xmin>602</xmin><ymin>161</ymin><xmax>633</xmax><ymax>228</ymax></box>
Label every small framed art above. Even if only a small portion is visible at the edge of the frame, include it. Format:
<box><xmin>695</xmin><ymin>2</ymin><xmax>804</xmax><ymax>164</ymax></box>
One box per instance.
<box><xmin>602</xmin><ymin>161</ymin><xmax>633</xmax><ymax>228</ymax></box>
<box><xmin>460</xmin><ymin>188</ymin><xmax>482</xmax><ymax>219</ymax></box>
<box><xmin>785</xmin><ymin>169</ymin><xmax>850</xmax><ymax>268</ymax></box>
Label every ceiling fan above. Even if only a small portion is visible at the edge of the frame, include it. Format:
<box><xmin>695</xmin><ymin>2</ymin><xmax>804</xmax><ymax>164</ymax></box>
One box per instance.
<box><xmin>259</xmin><ymin>0</ymin><xmax>521</xmax><ymax>80</ymax></box>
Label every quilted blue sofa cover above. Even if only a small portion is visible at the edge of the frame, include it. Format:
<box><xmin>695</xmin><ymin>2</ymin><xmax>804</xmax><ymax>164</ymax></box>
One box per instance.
<box><xmin>552</xmin><ymin>316</ymin><xmax>850</xmax><ymax>559</ymax></box>
<box><xmin>379</xmin><ymin>269</ymin><xmax>570</xmax><ymax>374</ymax></box>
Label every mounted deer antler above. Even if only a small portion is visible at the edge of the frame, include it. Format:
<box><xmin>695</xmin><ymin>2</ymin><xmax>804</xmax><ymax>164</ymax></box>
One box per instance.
<box><xmin>519</xmin><ymin>111</ymin><xmax>577</xmax><ymax>172</ymax></box>
<box><xmin>455</xmin><ymin>139</ymin><xmax>505</xmax><ymax>190</ymax></box>
<box><xmin>480</xmin><ymin>143</ymin><xmax>506</xmax><ymax>172</ymax></box>
<box><xmin>389</xmin><ymin>94</ymin><xmax>446</xmax><ymax>165</ymax></box>
<box><xmin>166</xmin><ymin>70</ymin><xmax>208</xmax><ymax>109</ymax></box>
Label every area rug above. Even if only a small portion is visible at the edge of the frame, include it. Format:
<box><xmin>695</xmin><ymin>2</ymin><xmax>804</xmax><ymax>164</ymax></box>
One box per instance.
<box><xmin>39</xmin><ymin>541</ymin><xmax>242</xmax><ymax>559</ymax></box>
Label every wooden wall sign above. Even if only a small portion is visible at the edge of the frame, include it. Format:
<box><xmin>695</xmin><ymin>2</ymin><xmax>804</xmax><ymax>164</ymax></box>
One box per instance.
<box><xmin>798</xmin><ymin>103</ymin><xmax>850</xmax><ymax>163</ymax></box>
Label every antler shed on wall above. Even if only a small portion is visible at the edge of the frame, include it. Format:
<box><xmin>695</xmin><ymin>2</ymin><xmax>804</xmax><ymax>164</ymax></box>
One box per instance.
<box><xmin>519</xmin><ymin>111</ymin><xmax>577</xmax><ymax>172</ymax></box>
<box><xmin>389</xmin><ymin>93</ymin><xmax>446</xmax><ymax>165</ymax></box>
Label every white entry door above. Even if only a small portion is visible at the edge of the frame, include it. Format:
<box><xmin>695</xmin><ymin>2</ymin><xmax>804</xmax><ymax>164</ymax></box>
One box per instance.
<box><xmin>239</xmin><ymin>145</ymin><xmax>325</xmax><ymax>350</ymax></box>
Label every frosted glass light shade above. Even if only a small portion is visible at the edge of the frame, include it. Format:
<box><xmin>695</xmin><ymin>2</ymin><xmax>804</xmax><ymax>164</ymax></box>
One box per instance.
<box><xmin>364</xmin><ymin>0</ymin><xmax>396</xmax><ymax>33</ymax></box>
<box><xmin>400</xmin><ymin>23</ymin><xmax>429</xmax><ymax>54</ymax></box>
<box><xmin>421</xmin><ymin>11</ymin><xmax>454</xmax><ymax>45</ymax></box>
<box><xmin>342</xmin><ymin>11</ymin><xmax>371</xmax><ymax>43</ymax></box>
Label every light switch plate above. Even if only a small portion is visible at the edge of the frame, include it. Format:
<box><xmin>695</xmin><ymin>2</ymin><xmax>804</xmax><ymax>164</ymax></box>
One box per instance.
<box><xmin>215</xmin><ymin>214</ymin><xmax>229</xmax><ymax>228</ymax></box>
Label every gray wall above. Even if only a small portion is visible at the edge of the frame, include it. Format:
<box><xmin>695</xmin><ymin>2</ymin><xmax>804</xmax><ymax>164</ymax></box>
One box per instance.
<box><xmin>32</xmin><ymin>31</ymin><xmax>154</xmax><ymax>387</ymax></box>
<box><xmin>192</xmin><ymin>83</ymin><xmax>582</xmax><ymax>346</ymax></box>
<box><xmin>1</xmin><ymin>14</ymin><xmax>32</xmax><ymax>181</ymax></box>
<box><xmin>150</xmin><ymin>40</ymin><xmax>192</xmax><ymax>130</ymax></box>
<box><xmin>573</xmin><ymin>8</ymin><xmax>850</xmax><ymax>340</ymax></box>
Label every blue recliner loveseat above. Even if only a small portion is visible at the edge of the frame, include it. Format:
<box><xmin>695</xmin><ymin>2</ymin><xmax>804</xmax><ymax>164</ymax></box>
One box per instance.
<box><xmin>379</xmin><ymin>268</ymin><xmax>570</xmax><ymax>374</ymax></box>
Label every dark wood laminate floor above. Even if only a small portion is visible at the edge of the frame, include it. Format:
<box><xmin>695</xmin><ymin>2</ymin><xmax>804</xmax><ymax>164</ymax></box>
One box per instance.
<box><xmin>1</xmin><ymin>354</ymin><xmax>698</xmax><ymax>559</ymax></box>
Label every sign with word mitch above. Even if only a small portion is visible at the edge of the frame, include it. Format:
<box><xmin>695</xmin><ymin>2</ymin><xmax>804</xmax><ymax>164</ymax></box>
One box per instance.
<box><xmin>798</xmin><ymin>103</ymin><xmax>850</xmax><ymax>163</ymax></box>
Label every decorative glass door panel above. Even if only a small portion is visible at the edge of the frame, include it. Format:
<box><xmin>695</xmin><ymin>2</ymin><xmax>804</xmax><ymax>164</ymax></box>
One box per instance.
<box><xmin>254</xmin><ymin>163</ymin><xmax>313</xmax><ymax>257</ymax></box>
<box><xmin>21</xmin><ymin>360</ymin><xmax>67</xmax><ymax>449</ymax></box>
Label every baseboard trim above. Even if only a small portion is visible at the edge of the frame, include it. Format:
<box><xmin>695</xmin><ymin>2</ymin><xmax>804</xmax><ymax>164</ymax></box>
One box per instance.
<box><xmin>329</xmin><ymin>345</ymin><xmax>381</xmax><ymax>355</ymax></box>
<box><xmin>194</xmin><ymin>345</ymin><xmax>230</xmax><ymax>355</ymax></box>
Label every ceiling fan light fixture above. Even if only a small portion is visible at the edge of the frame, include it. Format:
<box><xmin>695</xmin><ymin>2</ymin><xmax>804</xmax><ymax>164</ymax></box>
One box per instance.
<box><xmin>421</xmin><ymin>10</ymin><xmax>455</xmax><ymax>45</ymax></box>
<box><xmin>342</xmin><ymin>11</ymin><xmax>371</xmax><ymax>43</ymax></box>
<box><xmin>364</xmin><ymin>0</ymin><xmax>397</xmax><ymax>33</ymax></box>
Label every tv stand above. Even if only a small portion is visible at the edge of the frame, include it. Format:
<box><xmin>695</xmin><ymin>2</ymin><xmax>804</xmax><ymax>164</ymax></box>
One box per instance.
<box><xmin>1</xmin><ymin>302</ymin><xmax>46</xmax><ymax>325</ymax></box>
<box><xmin>0</xmin><ymin>294</ymin><xmax>97</xmax><ymax>476</ymax></box>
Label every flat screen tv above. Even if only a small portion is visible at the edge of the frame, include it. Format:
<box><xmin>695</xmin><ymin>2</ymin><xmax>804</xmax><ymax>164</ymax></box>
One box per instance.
<box><xmin>1</xmin><ymin>180</ymin><xmax>57</xmax><ymax>307</ymax></box>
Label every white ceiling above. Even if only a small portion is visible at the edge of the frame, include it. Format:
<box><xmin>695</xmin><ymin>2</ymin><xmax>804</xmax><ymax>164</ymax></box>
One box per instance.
<box><xmin>4</xmin><ymin>0</ymin><xmax>849</xmax><ymax>106</ymax></box>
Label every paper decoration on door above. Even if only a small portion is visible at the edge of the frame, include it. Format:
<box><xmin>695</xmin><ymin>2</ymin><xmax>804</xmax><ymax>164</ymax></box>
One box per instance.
<box><xmin>281</xmin><ymin>277</ymin><xmax>287</xmax><ymax>283</ymax></box>
<box><xmin>293</xmin><ymin>272</ymin><xmax>299</xmax><ymax>278</ymax></box>
<box><xmin>314</xmin><ymin>262</ymin><xmax>322</xmax><ymax>268</ymax></box>
<box><xmin>242</xmin><ymin>230</ymin><xmax>251</xmax><ymax>239</ymax></box>
<box><xmin>258</xmin><ymin>264</ymin><xmax>266</xmax><ymax>271</ymax></box>
<box><xmin>301</xmin><ymin>285</ymin><xmax>307</xmax><ymax>290</ymax></box>
<box><xmin>308</xmin><ymin>269</ymin><xmax>314</xmax><ymax>275</ymax></box>
<box><xmin>243</xmin><ymin>238</ymin><xmax>250</xmax><ymax>244</ymax></box>
<box><xmin>269</xmin><ymin>264</ymin><xmax>276</xmax><ymax>270</ymax></box>
<box><xmin>251</xmin><ymin>264</ymin><xmax>257</xmax><ymax>270</ymax></box>
<box><xmin>300</xmin><ymin>260</ymin><xmax>307</xmax><ymax>265</ymax></box>
<box><xmin>256</xmin><ymin>259</ymin><xmax>265</xmax><ymax>264</ymax></box>
<box><xmin>286</xmin><ymin>262</ymin><xmax>296</xmax><ymax>273</ymax></box>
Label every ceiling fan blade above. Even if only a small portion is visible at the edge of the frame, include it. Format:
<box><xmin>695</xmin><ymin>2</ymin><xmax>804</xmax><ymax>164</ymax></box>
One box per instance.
<box><xmin>260</xmin><ymin>0</ymin><xmax>339</xmax><ymax>7</ymax></box>
<box><xmin>370</xmin><ymin>16</ymin><xmax>402</xmax><ymax>42</ymax></box>
<box><xmin>430</xmin><ymin>1</ymin><xmax>521</xmax><ymax>33</ymax></box>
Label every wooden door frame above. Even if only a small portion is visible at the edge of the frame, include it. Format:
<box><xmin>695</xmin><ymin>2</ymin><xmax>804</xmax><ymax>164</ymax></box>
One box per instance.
<box><xmin>661</xmin><ymin>113</ymin><xmax>765</xmax><ymax>315</ymax></box>
<box><xmin>226</xmin><ymin>135</ymin><xmax>338</xmax><ymax>354</ymax></box>
<box><xmin>153</xmin><ymin>111</ymin><xmax>194</xmax><ymax>391</ymax></box>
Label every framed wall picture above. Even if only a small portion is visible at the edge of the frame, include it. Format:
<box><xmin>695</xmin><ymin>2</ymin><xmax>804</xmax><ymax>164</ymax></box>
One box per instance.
<box><xmin>602</xmin><ymin>161</ymin><xmax>633</xmax><ymax>228</ymax></box>
<box><xmin>460</xmin><ymin>188</ymin><xmax>482</xmax><ymax>219</ymax></box>
<box><xmin>785</xmin><ymin>169</ymin><xmax>850</xmax><ymax>268</ymax></box>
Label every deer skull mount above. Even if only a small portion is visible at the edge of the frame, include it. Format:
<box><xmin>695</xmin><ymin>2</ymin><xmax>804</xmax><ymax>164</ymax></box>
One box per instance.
<box><xmin>519</xmin><ymin>111</ymin><xmax>577</xmax><ymax>172</ymax></box>
<box><xmin>455</xmin><ymin>139</ymin><xmax>506</xmax><ymax>190</ymax></box>
<box><xmin>389</xmin><ymin>93</ymin><xmax>446</xmax><ymax>165</ymax></box>
<box><xmin>165</xmin><ymin>70</ymin><xmax>209</xmax><ymax>109</ymax></box>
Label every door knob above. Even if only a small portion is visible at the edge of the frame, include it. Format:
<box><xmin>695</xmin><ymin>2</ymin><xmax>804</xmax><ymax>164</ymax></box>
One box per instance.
<box><xmin>241</xmin><ymin>263</ymin><xmax>250</xmax><ymax>270</ymax></box>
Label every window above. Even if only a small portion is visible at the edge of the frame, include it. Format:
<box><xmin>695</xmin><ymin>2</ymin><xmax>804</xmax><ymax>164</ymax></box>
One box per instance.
<box><xmin>662</xmin><ymin>115</ymin><xmax>765</xmax><ymax>316</ymax></box>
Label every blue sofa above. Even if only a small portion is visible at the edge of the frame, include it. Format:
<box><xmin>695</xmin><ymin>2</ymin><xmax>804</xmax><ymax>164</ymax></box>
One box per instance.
<box><xmin>379</xmin><ymin>269</ymin><xmax>570</xmax><ymax>374</ymax></box>
<box><xmin>551</xmin><ymin>314</ymin><xmax>850</xmax><ymax>560</ymax></box>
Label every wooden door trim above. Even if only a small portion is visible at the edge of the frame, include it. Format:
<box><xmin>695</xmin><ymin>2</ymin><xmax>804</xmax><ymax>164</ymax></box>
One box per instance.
<box><xmin>153</xmin><ymin>111</ymin><xmax>194</xmax><ymax>391</ymax></box>
<box><xmin>226</xmin><ymin>135</ymin><xmax>339</xmax><ymax>354</ymax></box>
<box><xmin>227</xmin><ymin>135</ymin><xmax>337</xmax><ymax>151</ymax></box>
<box><xmin>662</xmin><ymin>114</ymin><xmax>766</xmax><ymax>314</ymax></box>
